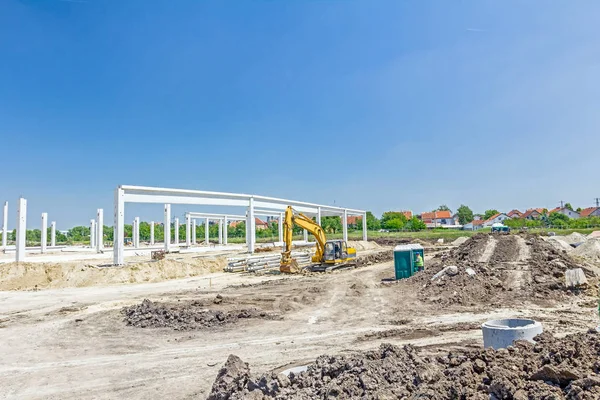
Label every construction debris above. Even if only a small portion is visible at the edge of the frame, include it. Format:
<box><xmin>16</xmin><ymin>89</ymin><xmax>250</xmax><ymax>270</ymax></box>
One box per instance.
<box><xmin>565</xmin><ymin>268</ymin><xmax>589</xmax><ymax>289</ymax></box>
<box><xmin>208</xmin><ymin>330</ymin><xmax>600</xmax><ymax>399</ymax></box>
<box><xmin>121</xmin><ymin>299</ymin><xmax>274</xmax><ymax>330</ymax></box>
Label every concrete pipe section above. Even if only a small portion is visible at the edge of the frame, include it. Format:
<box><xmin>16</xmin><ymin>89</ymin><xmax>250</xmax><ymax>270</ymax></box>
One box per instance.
<box><xmin>482</xmin><ymin>318</ymin><xmax>543</xmax><ymax>350</ymax></box>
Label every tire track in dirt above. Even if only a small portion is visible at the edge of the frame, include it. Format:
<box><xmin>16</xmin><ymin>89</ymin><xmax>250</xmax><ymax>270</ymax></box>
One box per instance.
<box><xmin>478</xmin><ymin>236</ymin><xmax>497</xmax><ymax>262</ymax></box>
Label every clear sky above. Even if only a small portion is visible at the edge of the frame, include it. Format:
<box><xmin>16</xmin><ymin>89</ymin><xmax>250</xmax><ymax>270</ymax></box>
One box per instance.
<box><xmin>2</xmin><ymin>0</ymin><xmax>600</xmax><ymax>229</ymax></box>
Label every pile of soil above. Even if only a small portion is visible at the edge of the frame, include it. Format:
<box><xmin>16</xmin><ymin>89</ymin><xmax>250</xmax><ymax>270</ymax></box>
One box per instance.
<box><xmin>207</xmin><ymin>330</ymin><xmax>600</xmax><ymax>399</ymax></box>
<box><xmin>406</xmin><ymin>234</ymin><xmax>593</xmax><ymax>306</ymax></box>
<box><xmin>122</xmin><ymin>299</ymin><xmax>273</xmax><ymax>330</ymax></box>
<box><xmin>372</xmin><ymin>237</ymin><xmax>431</xmax><ymax>247</ymax></box>
<box><xmin>573</xmin><ymin>238</ymin><xmax>600</xmax><ymax>262</ymax></box>
<box><xmin>356</xmin><ymin>251</ymin><xmax>393</xmax><ymax>267</ymax></box>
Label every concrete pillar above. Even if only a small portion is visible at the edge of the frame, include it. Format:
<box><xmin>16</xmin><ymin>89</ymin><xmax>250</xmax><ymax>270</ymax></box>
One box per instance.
<box><xmin>205</xmin><ymin>217</ymin><xmax>209</xmax><ymax>244</ymax></box>
<box><xmin>150</xmin><ymin>221</ymin><xmax>155</xmax><ymax>245</ymax></box>
<box><xmin>248</xmin><ymin>198</ymin><xmax>256</xmax><ymax>253</ymax></box>
<box><xmin>186</xmin><ymin>215</ymin><xmax>191</xmax><ymax>246</ymax></box>
<box><xmin>223</xmin><ymin>216</ymin><xmax>228</xmax><ymax>245</ymax></box>
<box><xmin>174</xmin><ymin>217</ymin><xmax>179</xmax><ymax>245</ymax></box>
<box><xmin>342</xmin><ymin>209</ymin><xmax>348</xmax><ymax>243</ymax></box>
<box><xmin>2</xmin><ymin>201</ymin><xmax>7</xmax><ymax>248</ymax></box>
<box><xmin>50</xmin><ymin>221</ymin><xmax>56</xmax><ymax>247</ymax></box>
<box><xmin>16</xmin><ymin>197</ymin><xmax>26</xmax><ymax>262</ymax></box>
<box><xmin>278</xmin><ymin>213</ymin><xmax>283</xmax><ymax>244</ymax></box>
<box><xmin>90</xmin><ymin>219</ymin><xmax>96</xmax><ymax>248</ymax></box>
<box><xmin>218</xmin><ymin>219</ymin><xmax>223</xmax><ymax>244</ymax></box>
<box><xmin>192</xmin><ymin>220</ymin><xmax>197</xmax><ymax>245</ymax></box>
<box><xmin>362</xmin><ymin>212</ymin><xmax>368</xmax><ymax>241</ymax></box>
<box><xmin>134</xmin><ymin>217</ymin><xmax>140</xmax><ymax>248</ymax></box>
<box><xmin>113</xmin><ymin>187</ymin><xmax>125</xmax><ymax>265</ymax></box>
<box><xmin>303</xmin><ymin>229</ymin><xmax>308</xmax><ymax>242</ymax></box>
<box><xmin>96</xmin><ymin>209</ymin><xmax>104</xmax><ymax>252</ymax></box>
<box><xmin>164</xmin><ymin>204</ymin><xmax>170</xmax><ymax>252</ymax></box>
<box><xmin>317</xmin><ymin>207</ymin><xmax>322</xmax><ymax>226</ymax></box>
<box><xmin>41</xmin><ymin>213</ymin><xmax>48</xmax><ymax>253</ymax></box>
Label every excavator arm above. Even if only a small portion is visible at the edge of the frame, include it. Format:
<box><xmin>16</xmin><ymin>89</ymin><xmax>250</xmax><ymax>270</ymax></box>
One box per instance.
<box><xmin>281</xmin><ymin>206</ymin><xmax>327</xmax><ymax>273</ymax></box>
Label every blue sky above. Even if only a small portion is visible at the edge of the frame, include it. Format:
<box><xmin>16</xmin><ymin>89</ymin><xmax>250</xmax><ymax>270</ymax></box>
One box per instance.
<box><xmin>1</xmin><ymin>0</ymin><xmax>600</xmax><ymax>229</ymax></box>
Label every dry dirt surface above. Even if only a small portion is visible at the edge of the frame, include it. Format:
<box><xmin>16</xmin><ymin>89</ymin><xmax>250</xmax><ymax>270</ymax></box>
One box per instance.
<box><xmin>208</xmin><ymin>330</ymin><xmax>600</xmax><ymax>399</ymax></box>
<box><xmin>403</xmin><ymin>233</ymin><xmax>598</xmax><ymax>307</ymax></box>
<box><xmin>0</xmin><ymin>236</ymin><xmax>598</xmax><ymax>399</ymax></box>
<box><xmin>122</xmin><ymin>298</ymin><xmax>275</xmax><ymax>330</ymax></box>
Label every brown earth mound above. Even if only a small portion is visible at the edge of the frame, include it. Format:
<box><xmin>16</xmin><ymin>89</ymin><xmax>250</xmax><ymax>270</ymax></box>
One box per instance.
<box><xmin>122</xmin><ymin>299</ymin><xmax>273</xmax><ymax>330</ymax></box>
<box><xmin>355</xmin><ymin>251</ymin><xmax>393</xmax><ymax>267</ymax></box>
<box><xmin>405</xmin><ymin>234</ymin><xmax>595</xmax><ymax>306</ymax></box>
<box><xmin>207</xmin><ymin>330</ymin><xmax>600</xmax><ymax>399</ymax></box>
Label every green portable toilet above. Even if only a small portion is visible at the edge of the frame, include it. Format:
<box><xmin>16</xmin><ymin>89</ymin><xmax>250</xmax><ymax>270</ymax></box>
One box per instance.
<box><xmin>393</xmin><ymin>244</ymin><xmax>424</xmax><ymax>280</ymax></box>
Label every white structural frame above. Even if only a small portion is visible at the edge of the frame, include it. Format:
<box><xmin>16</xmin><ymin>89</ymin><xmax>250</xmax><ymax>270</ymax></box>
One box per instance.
<box><xmin>113</xmin><ymin>185</ymin><xmax>366</xmax><ymax>265</ymax></box>
<box><xmin>90</xmin><ymin>219</ymin><xmax>96</xmax><ymax>249</ymax></box>
<box><xmin>2</xmin><ymin>201</ymin><xmax>7</xmax><ymax>248</ymax></box>
<box><xmin>41</xmin><ymin>213</ymin><xmax>48</xmax><ymax>253</ymax></box>
<box><xmin>50</xmin><ymin>221</ymin><xmax>56</xmax><ymax>247</ymax></box>
<box><xmin>96</xmin><ymin>209</ymin><xmax>104</xmax><ymax>252</ymax></box>
<box><xmin>150</xmin><ymin>221</ymin><xmax>155</xmax><ymax>245</ymax></box>
<box><xmin>16</xmin><ymin>198</ymin><xmax>26</xmax><ymax>262</ymax></box>
<box><xmin>174</xmin><ymin>217</ymin><xmax>179</xmax><ymax>245</ymax></box>
<box><xmin>184</xmin><ymin>212</ymin><xmax>245</xmax><ymax>247</ymax></box>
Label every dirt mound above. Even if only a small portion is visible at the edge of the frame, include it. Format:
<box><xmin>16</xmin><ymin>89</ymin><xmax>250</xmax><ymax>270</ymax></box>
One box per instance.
<box><xmin>451</xmin><ymin>236</ymin><xmax>469</xmax><ymax>246</ymax></box>
<box><xmin>572</xmin><ymin>238</ymin><xmax>600</xmax><ymax>262</ymax></box>
<box><xmin>372</xmin><ymin>237</ymin><xmax>431</xmax><ymax>247</ymax></box>
<box><xmin>0</xmin><ymin>256</ymin><xmax>226</xmax><ymax>291</ymax></box>
<box><xmin>356</xmin><ymin>251</ymin><xmax>392</xmax><ymax>267</ymax></box>
<box><xmin>547</xmin><ymin>237</ymin><xmax>574</xmax><ymax>252</ymax></box>
<box><xmin>208</xmin><ymin>330</ymin><xmax>600</xmax><ymax>399</ymax></box>
<box><xmin>405</xmin><ymin>234</ymin><xmax>591</xmax><ymax>306</ymax></box>
<box><xmin>563</xmin><ymin>232</ymin><xmax>588</xmax><ymax>244</ymax></box>
<box><xmin>348</xmin><ymin>240</ymin><xmax>381</xmax><ymax>251</ymax></box>
<box><xmin>588</xmin><ymin>231</ymin><xmax>600</xmax><ymax>239</ymax></box>
<box><xmin>122</xmin><ymin>299</ymin><xmax>273</xmax><ymax>330</ymax></box>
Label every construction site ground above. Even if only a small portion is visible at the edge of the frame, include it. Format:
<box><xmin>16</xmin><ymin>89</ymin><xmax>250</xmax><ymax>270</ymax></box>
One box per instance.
<box><xmin>0</xmin><ymin>235</ymin><xmax>598</xmax><ymax>399</ymax></box>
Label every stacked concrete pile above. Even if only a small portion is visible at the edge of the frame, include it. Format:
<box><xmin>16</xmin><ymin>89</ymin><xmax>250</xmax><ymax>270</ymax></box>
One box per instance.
<box><xmin>208</xmin><ymin>330</ymin><xmax>600</xmax><ymax>399</ymax></box>
<box><xmin>225</xmin><ymin>252</ymin><xmax>311</xmax><ymax>273</ymax></box>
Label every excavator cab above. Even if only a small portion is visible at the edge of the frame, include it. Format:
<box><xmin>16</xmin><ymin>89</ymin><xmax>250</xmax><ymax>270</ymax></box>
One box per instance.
<box><xmin>323</xmin><ymin>240</ymin><xmax>356</xmax><ymax>265</ymax></box>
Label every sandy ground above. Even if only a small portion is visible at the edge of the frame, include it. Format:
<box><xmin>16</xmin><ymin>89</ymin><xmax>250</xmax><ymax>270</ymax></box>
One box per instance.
<box><xmin>0</xmin><ymin>244</ymin><xmax>597</xmax><ymax>400</ymax></box>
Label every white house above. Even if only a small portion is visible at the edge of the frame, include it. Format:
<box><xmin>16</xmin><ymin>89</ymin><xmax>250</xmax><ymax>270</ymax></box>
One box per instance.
<box><xmin>463</xmin><ymin>220</ymin><xmax>485</xmax><ymax>231</ymax></box>
<box><xmin>549</xmin><ymin>207</ymin><xmax>580</xmax><ymax>219</ymax></box>
<box><xmin>483</xmin><ymin>213</ymin><xmax>510</xmax><ymax>227</ymax></box>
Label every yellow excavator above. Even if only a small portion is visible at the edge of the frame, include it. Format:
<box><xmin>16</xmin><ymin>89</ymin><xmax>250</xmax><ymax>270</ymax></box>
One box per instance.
<box><xmin>280</xmin><ymin>206</ymin><xmax>357</xmax><ymax>273</ymax></box>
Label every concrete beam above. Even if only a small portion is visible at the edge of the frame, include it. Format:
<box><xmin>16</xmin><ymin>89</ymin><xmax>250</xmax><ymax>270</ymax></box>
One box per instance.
<box><xmin>41</xmin><ymin>213</ymin><xmax>48</xmax><ymax>254</ymax></box>
<box><xmin>90</xmin><ymin>219</ymin><xmax>96</xmax><ymax>248</ymax></box>
<box><xmin>317</xmin><ymin>207</ymin><xmax>322</xmax><ymax>226</ymax></box>
<box><xmin>164</xmin><ymin>204</ymin><xmax>171</xmax><ymax>252</ymax></box>
<box><xmin>248</xmin><ymin>197</ymin><xmax>255</xmax><ymax>253</ymax></box>
<box><xmin>2</xmin><ymin>201</ymin><xmax>7</xmax><ymax>249</ymax></box>
<box><xmin>50</xmin><ymin>221</ymin><xmax>56</xmax><ymax>247</ymax></box>
<box><xmin>186</xmin><ymin>215</ymin><xmax>191</xmax><ymax>246</ymax></box>
<box><xmin>113</xmin><ymin>187</ymin><xmax>125</xmax><ymax>265</ymax></box>
<box><xmin>16</xmin><ymin>198</ymin><xmax>26</xmax><ymax>262</ymax></box>
<box><xmin>174</xmin><ymin>217</ymin><xmax>179</xmax><ymax>245</ymax></box>
<box><xmin>362</xmin><ymin>212</ymin><xmax>367</xmax><ymax>241</ymax></box>
<box><xmin>192</xmin><ymin>219</ymin><xmax>197</xmax><ymax>245</ymax></box>
<box><xmin>205</xmin><ymin>217</ymin><xmax>209</xmax><ymax>244</ymax></box>
<box><xmin>223</xmin><ymin>216</ymin><xmax>228</xmax><ymax>245</ymax></box>
<box><xmin>343</xmin><ymin>209</ymin><xmax>348</xmax><ymax>243</ymax></box>
<box><xmin>96</xmin><ymin>209</ymin><xmax>104</xmax><ymax>252</ymax></box>
<box><xmin>134</xmin><ymin>217</ymin><xmax>140</xmax><ymax>248</ymax></box>
<box><xmin>150</xmin><ymin>221</ymin><xmax>155</xmax><ymax>245</ymax></box>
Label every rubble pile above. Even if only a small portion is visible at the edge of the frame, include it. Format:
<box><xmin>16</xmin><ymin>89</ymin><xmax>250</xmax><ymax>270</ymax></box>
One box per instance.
<box><xmin>355</xmin><ymin>251</ymin><xmax>393</xmax><ymax>267</ymax></box>
<box><xmin>122</xmin><ymin>299</ymin><xmax>272</xmax><ymax>330</ymax></box>
<box><xmin>407</xmin><ymin>234</ymin><xmax>593</xmax><ymax>306</ymax></box>
<box><xmin>207</xmin><ymin>330</ymin><xmax>600</xmax><ymax>399</ymax></box>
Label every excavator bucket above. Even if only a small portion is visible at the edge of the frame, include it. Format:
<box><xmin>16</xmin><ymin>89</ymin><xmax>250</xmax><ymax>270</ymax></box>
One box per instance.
<box><xmin>280</xmin><ymin>258</ymin><xmax>301</xmax><ymax>274</ymax></box>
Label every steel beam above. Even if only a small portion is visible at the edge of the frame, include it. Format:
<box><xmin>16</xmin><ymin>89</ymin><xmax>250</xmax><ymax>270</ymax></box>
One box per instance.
<box><xmin>41</xmin><ymin>213</ymin><xmax>48</xmax><ymax>253</ymax></box>
<box><xmin>16</xmin><ymin>198</ymin><xmax>26</xmax><ymax>262</ymax></box>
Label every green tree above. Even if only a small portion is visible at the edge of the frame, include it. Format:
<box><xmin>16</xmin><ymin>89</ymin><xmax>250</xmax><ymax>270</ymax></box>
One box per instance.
<box><xmin>437</xmin><ymin>205</ymin><xmax>451</xmax><ymax>213</ymax></box>
<box><xmin>381</xmin><ymin>212</ymin><xmax>408</xmax><ymax>230</ymax></box>
<box><xmin>576</xmin><ymin>207</ymin><xmax>582</xmax><ymax>213</ymax></box>
<box><xmin>456</xmin><ymin>205</ymin><xmax>474</xmax><ymax>225</ymax></box>
<box><xmin>483</xmin><ymin>209</ymin><xmax>500</xmax><ymax>220</ymax></box>
<box><xmin>365</xmin><ymin>212</ymin><xmax>380</xmax><ymax>230</ymax></box>
<box><xmin>548</xmin><ymin>212</ymin><xmax>569</xmax><ymax>226</ymax></box>
<box><xmin>564</xmin><ymin>203</ymin><xmax>573</xmax><ymax>211</ymax></box>
<box><xmin>406</xmin><ymin>217</ymin><xmax>426</xmax><ymax>231</ymax></box>
<box><xmin>321</xmin><ymin>216</ymin><xmax>342</xmax><ymax>234</ymax></box>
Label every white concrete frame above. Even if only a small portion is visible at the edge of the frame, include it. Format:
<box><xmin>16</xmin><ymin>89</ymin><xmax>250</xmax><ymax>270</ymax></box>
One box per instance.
<box><xmin>96</xmin><ymin>209</ymin><xmax>104</xmax><ymax>252</ymax></box>
<box><xmin>2</xmin><ymin>201</ymin><xmax>7</xmax><ymax>249</ymax></box>
<box><xmin>150</xmin><ymin>221</ymin><xmax>155</xmax><ymax>245</ymax></box>
<box><xmin>90</xmin><ymin>219</ymin><xmax>96</xmax><ymax>248</ymax></box>
<box><xmin>174</xmin><ymin>217</ymin><xmax>179</xmax><ymax>245</ymax></box>
<box><xmin>41</xmin><ymin>213</ymin><xmax>48</xmax><ymax>254</ymax></box>
<box><xmin>133</xmin><ymin>217</ymin><xmax>140</xmax><ymax>248</ymax></box>
<box><xmin>16</xmin><ymin>198</ymin><xmax>26</xmax><ymax>262</ymax></box>
<box><xmin>184</xmin><ymin>212</ymin><xmax>245</xmax><ymax>247</ymax></box>
<box><xmin>50</xmin><ymin>221</ymin><xmax>56</xmax><ymax>247</ymax></box>
<box><xmin>113</xmin><ymin>185</ymin><xmax>366</xmax><ymax>265</ymax></box>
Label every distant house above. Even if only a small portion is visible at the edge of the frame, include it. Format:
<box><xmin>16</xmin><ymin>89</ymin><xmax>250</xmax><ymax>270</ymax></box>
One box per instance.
<box><xmin>473</xmin><ymin>214</ymin><xmax>483</xmax><ymax>221</ymax></box>
<box><xmin>483</xmin><ymin>213</ymin><xmax>510</xmax><ymax>227</ymax></box>
<box><xmin>549</xmin><ymin>207</ymin><xmax>580</xmax><ymax>219</ymax></box>
<box><xmin>400</xmin><ymin>211</ymin><xmax>413</xmax><ymax>219</ymax></box>
<box><xmin>464</xmin><ymin>219</ymin><xmax>485</xmax><ymax>231</ymax></box>
<box><xmin>420</xmin><ymin>211</ymin><xmax>455</xmax><ymax>227</ymax></box>
<box><xmin>507</xmin><ymin>210</ymin><xmax>523</xmax><ymax>219</ymax></box>
<box><xmin>522</xmin><ymin>208</ymin><xmax>545</xmax><ymax>220</ymax></box>
<box><xmin>580</xmin><ymin>207</ymin><xmax>600</xmax><ymax>218</ymax></box>
<box><xmin>255</xmin><ymin>218</ymin><xmax>269</xmax><ymax>230</ymax></box>
<box><xmin>347</xmin><ymin>216</ymin><xmax>360</xmax><ymax>227</ymax></box>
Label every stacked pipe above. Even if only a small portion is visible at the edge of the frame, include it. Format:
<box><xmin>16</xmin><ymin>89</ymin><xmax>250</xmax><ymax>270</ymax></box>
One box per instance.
<box><xmin>224</xmin><ymin>251</ymin><xmax>312</xmax><ymax>273</ymax></box>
